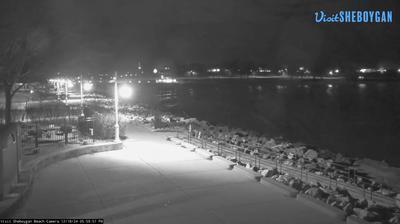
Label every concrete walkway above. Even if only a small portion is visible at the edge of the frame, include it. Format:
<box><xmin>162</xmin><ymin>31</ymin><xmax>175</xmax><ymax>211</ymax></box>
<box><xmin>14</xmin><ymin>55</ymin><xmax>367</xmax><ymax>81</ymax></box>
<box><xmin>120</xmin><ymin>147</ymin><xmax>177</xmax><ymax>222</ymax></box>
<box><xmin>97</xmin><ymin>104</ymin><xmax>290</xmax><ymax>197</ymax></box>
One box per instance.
<box><xmin>12</xmin><ymin>123</ymin><xmax>341</xmax><ymax>223</ymax></box>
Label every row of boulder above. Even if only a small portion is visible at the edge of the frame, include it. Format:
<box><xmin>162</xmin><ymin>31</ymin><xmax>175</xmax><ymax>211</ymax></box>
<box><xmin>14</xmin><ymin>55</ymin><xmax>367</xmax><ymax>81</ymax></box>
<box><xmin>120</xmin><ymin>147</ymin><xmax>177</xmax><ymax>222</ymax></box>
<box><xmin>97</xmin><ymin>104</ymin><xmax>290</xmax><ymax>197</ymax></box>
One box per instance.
<box><xmin>256</xmin><ymin>166</ymin><xmax>400</xmax><ymax>224</ymax></box>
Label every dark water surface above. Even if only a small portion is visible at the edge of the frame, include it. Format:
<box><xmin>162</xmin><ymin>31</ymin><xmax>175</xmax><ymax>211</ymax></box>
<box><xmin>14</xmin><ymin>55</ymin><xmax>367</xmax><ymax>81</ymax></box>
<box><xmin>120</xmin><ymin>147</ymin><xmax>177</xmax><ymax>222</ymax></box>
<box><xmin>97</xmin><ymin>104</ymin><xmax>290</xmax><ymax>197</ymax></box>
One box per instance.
<box><xmin>125</xmin><ymin>79</ymin><xmax>400</xmax><ymax>166</ymax></box>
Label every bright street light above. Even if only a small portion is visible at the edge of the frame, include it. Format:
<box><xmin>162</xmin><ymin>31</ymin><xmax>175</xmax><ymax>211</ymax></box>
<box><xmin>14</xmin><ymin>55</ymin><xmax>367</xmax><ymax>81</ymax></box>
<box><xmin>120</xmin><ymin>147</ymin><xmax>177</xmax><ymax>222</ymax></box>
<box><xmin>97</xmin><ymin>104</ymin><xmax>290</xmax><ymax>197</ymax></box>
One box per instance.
<box><xmin>119</xmin><ymin>84</ymin><xmax>133</xmax><ymax>99</ymax></box>
<box><xmin>67</xmin><ymin>80</ymin><xmax>74</xmax><ymax>88</ymax></box>
<box><xmin>83</xmin><ymin>82</ymin><xmax>93</xmax><ymax>91</ymax></box>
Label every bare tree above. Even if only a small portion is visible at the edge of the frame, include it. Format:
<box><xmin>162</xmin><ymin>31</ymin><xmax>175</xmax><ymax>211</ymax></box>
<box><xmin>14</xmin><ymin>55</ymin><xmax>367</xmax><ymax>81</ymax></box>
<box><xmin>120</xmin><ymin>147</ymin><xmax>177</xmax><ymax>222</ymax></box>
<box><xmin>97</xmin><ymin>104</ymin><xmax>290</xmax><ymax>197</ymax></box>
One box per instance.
<box><xmin>0</xmin><ymin>1</ymin><xmax>49</xmax><ymax>124</ymax></box>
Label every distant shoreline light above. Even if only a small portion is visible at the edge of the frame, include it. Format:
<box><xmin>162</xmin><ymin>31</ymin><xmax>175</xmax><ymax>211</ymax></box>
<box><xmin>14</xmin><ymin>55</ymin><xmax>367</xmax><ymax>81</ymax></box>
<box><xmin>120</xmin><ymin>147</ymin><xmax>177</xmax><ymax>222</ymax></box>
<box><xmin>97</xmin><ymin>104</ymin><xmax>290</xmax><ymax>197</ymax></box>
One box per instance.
<box><xmin>315</xmin><ymin>10</ymin><xmax>393</xmax><ymax>23</ymax></box>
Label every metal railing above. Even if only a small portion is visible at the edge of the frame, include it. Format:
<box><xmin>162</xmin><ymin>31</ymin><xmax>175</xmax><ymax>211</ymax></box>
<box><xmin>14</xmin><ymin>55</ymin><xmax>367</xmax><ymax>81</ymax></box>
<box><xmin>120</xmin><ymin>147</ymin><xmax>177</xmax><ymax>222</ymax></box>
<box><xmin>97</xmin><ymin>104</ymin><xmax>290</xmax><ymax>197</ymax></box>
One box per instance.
<box><xmin>21</xmin><ymin>122</ymin><xmax>94</xmax><ymax>150</ymax></box>
<box><xmin>182</xmin><ymin>128</ymin><xmax>398</xmax><ymax>207</ymax></box>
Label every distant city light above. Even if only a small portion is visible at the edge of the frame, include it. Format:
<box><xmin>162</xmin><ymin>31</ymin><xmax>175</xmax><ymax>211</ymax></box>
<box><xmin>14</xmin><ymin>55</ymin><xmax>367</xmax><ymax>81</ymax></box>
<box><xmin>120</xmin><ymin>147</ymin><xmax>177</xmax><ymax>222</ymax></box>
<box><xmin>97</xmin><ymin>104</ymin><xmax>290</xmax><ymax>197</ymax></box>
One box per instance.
<box><xmin>328</xmin><ymin>84</ymin><xmax>333</xmax><ymax>88</ymax></box>
<box><xmin>258</xmin><ymin>67</ymin><xmax>271</xmax><ymax>73</ymax></box>
<box><xmin>119</xmin><ymin>85</ymin><xmax>133</xmax><ymax>98</ymax></box>
<box><xmin>208</xmin><ymin>68</ymin><xmax>221</xmax><ymax>73</ymax></box>
<box><xmin>377</xmin><ymin>67</ymin><xmax>387</xmax><ymax>74</ymax></box>
<box><xmin>334</xmin><ymin>69</ymin><xmax>340</xmax><ymax>73</ymax></box>
<box><xmin>359</xmin><ymin>68</ymin><xmax>375</xmax><ymax>73</ymax></box>
<box><xmin>156</xmin><ymin>77</ymin><xmax>177</xmax><ymax>83</ymax></box>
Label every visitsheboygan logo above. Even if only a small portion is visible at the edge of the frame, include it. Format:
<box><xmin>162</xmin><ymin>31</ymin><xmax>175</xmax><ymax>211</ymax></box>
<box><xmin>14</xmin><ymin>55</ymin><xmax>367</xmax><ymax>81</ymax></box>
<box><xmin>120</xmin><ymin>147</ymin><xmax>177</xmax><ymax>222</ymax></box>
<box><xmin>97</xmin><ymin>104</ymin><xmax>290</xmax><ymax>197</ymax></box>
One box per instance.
<box><xmin>314</xmin><ymin>10</ymin><xmax>393</xmax><ymax>23</ymax></box>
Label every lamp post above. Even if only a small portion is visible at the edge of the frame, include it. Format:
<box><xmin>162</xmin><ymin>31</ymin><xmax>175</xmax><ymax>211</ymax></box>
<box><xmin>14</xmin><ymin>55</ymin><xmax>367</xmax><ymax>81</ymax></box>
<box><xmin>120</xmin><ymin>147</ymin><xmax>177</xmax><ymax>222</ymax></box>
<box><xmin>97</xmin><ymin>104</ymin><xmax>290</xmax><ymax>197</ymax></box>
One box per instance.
<box><xmin>114</xmin><ymin>72</ymin><xmax>120</xmax><ymax>142</ymax></box>
<box><xmin>65</xmin><ymin>80</ymin><xmax>68</xmax><ymax>105</ymax></box>
<box><xmin>56</xmin><ymin>81</ymin><xmax>61</xmax><ymax>100</ymax></box>
<box><xmin>113</xmin><ymin>72</ymin><xmax>133</xmax><ymax>143</ymax></box>
<box><xmin>79</xmin><ymin>77</ymin><xmax>93</xmax><ymax>117</ymax></box>
<box><xmin>80</xmin><ymin>75</ymin><xmax>84</xmax><ymax>117</ymax></box>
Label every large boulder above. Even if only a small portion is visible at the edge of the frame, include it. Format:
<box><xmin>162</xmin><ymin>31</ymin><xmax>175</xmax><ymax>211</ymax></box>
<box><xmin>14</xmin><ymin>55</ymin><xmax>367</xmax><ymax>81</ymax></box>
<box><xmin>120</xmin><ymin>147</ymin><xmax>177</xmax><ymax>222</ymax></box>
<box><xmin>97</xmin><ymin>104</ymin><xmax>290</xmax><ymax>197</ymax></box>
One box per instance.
<box><xmin>367</xmin><ymin>205</ymin><xmax>395</xmax><ymax>222</ymax></box>
<box><xmin>353</xmin><ymin>208</ymin><xmax>369</xmax><ymax>220</ymax></box>
<box><xmin>389</xmin><ymin>213</ymin><xmax>400</xmax><ymax>224</ymax></box>
<box><xmin>260</xmin><ymin>168</ymin><xmax>278</xmax><ymax>177</ymax></box>
<box><xmin>355</xmin><ymin>199</ymin><xmax>369</xmax><ymax>209</ymax></box>
<box><xmin>264</xmin><ymin>139</ymin><xmax>277</xmax><ymax>148</ymax></box>
<box><xmin>396</xmin><ymin>194</ymin><xmax>400</xmax><ymax>209</ymax></box>
<box><xmin>343</xmin><ymin>203</ymin><xmax>354</xmax><ymax>215</ymax></box>
<box><xmin>335</xmin><ymin>153</ymin><xmax>352</xmax><ymax>165</ymax></box>
<box><xmin>276</xmin><ymin>175</ymin><xmax>289</xmax><ymax>184</ymax></box>
<box><xmin>318</xmin><ymin>149</ymin><xmax>336</xmax><ymax>159</ymax></box>
<box><xmin>305</xmin><ymin>187</ymin><xmax>324</xmax><ymax>199</ymax></box>
<box><xmin>303</xmin><ymin>149</ymin><xmax>318</xmax><ymax>161</ymax></box>
<box><xmin>285</xmin><ymin>147</ymin><xmax>305</xmax><ymax>157</ymax></box>
<box><xmin>288</xmin><ymin>178</ymin><xmax>303</xmax><ymax>190</ymax></box>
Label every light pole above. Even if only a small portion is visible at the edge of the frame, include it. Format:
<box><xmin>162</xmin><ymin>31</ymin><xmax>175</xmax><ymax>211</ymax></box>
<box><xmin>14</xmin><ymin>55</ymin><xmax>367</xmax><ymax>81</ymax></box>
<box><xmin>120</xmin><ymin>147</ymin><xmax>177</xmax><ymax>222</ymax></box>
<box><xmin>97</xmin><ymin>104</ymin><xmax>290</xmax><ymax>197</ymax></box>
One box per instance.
<box><xmin>114</xmin><ymin>72</ymin><xmax>120</xmax><ymax>142</ymax></box>
<box><xmin>79</xmin><ymin>75</ymin><xmax>85</xmax><ymax>117</ymax></box>
<box><xmin>65</xmin><ymin>80</ymin><xmax>68</xmax><ymax>105</ymax></box>
<box><xmin>79</xmin><ymin>76</ymin><xmax>93</xmax><ymax>117</ymax></box>
<box><xmin>113</xmin><ymin>72</ymin><xmax>133</xmax><ymax>142</ymax></box>
<box><xmin>80</xmin><ymin>75</ymin><xmax>84</xmax><ymax>117</ymax></box>
<box><xmin>56</xmin><ymin>81</ymin><xmax>61</xmax><ymax>100</ymax></box>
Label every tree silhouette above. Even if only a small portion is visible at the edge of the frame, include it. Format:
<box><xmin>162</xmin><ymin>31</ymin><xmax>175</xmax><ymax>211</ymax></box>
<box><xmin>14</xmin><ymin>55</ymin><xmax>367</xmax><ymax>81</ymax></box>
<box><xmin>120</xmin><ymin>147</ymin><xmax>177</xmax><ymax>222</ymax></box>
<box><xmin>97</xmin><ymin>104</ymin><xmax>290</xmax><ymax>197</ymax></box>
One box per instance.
<box><xmin>0</xmin><ymin>1</ymin><xmax>49</xmax><ymax>124</ymax></box>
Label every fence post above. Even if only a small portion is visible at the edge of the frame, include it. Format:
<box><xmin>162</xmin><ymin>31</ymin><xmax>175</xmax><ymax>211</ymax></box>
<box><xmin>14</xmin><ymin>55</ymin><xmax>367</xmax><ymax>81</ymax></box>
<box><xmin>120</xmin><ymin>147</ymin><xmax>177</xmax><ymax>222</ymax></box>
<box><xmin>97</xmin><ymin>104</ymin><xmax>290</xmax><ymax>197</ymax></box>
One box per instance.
<box><xmin>306</xmin><ymin>170</ymin><xmax>308</xmax><ymax>182</ymax></box>
<box><xmin>64</xmin><ymin>131</ymin><xmax>68</xmax><ymax>144</ymax></box>
<box><xmin>35</xmin><ymin>122</ymin><xmax>39</xmax><ymax>148</ymax></box>
<box><xmin>300</xmin><ymin>167</ymin><xmax>303</xmax><ymax>181</ymax></box>
<box><xmin>348</xmin><ymin>169</ymin><xmax>351</xmax><ymax>183</ymax></box>
<box><xmin>363</xmin><ymin>184</ymin><xmax>366</xmax><ymax>198</ymax></box>
<box><xmin>370</xmin><ymin>189</ymin><xmax>373</xmax><ymax>201</ymax></box>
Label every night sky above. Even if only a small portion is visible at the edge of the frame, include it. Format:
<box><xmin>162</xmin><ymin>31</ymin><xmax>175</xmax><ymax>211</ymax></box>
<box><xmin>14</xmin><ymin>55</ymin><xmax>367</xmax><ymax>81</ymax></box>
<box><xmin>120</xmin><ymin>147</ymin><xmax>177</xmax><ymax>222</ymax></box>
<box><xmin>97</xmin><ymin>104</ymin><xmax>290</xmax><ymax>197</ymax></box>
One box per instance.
<box><xmin>1</xmin><ymin>0</ymin><xmax>399</xmax><ymax>74</ymax></box>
